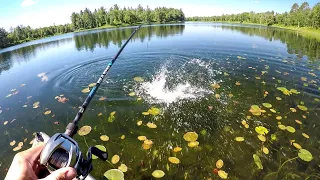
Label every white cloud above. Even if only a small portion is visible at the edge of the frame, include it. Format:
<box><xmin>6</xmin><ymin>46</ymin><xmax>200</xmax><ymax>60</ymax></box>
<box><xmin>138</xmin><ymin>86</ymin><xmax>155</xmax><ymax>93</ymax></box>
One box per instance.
<box><xmin>254</xmin><ymin>1</ymin><xmax>260</xmax><ymax>4</ymax></box>
<box><xmin>21</xmin><ymin>0</ymin><xmax>37</xmax><ymax>7</ymax></box>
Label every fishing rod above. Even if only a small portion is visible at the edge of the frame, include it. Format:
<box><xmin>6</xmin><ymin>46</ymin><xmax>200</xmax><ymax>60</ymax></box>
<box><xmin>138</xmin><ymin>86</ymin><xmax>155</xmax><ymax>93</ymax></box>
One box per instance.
<box><xmin>35</xmin><ymin>24</ymin><xmax>143</xmax><ymax>180</ymax></box>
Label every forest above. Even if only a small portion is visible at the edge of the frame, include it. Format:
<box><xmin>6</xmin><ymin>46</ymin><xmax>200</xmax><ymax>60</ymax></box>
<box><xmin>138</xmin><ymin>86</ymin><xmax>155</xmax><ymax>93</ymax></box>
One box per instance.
<box><xmin>0</xmin><ymin>4</ymin><xmax>185</xmax><ymax>49</ymax></box>
<box><xmin>187</xmin><ymin>2</ymin><xmax>320</xmax><ymax>28</ymax></box>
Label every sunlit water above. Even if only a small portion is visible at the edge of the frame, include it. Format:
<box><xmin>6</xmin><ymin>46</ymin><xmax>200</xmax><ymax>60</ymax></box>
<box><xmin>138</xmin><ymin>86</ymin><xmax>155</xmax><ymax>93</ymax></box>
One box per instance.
<box><xmin>0</xmin><ymin>23</ymin><xmax>320</xmax><ymax>179</ymax></box>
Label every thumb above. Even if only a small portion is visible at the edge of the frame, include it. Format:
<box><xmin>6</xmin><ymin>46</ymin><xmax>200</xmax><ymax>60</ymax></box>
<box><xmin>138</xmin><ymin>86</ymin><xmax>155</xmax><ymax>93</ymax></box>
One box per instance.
<box><xmin>41</xmin><ymin>167</ymin><xmax>77</xmax><ymax>180</ymax></box>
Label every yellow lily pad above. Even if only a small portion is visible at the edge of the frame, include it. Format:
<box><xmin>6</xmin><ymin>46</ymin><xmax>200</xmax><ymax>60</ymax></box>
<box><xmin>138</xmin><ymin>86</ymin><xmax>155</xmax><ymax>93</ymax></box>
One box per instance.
<box><xmin>262</xmin><ymin>103</ymin><xmax>272</xmax><ymax>108</ymax></box>
<box><xmin>88</xmin><ymin>83</ymin><xmax>96</xmax><ymax>88</ymax></box>
<box><xmin>295</xmin><ymin>120</ymin><xmax>302</xmax><ymax>125</ymax></box>
<box><xmin>44</xmin><ymin>110</ymin><xmax>51</xmax><ymax>115</ymax></box>
<box><xmin>188</xmin><ymin>141</ymin><xmax>199</xmax><ymax>148</ymax></box>
<box><xmin>137</xmin><ymin>120</ymin><xmax>143</xmax><ymax>126</ymax></box>
<box><xmin>255</xmin><ymin>126</ymin><xmax>269</xmax><ymax>135</ymax></box>
<box><xmin>218</xmin><ymin>170</ymin><xmax>228</xmax><ymax>179</ymax></box>
<box><xmin>82</xmin><ymin>87</ymin><xmax>90</xmax><ymax>93</ymax></box>
<box><xmin>138</xmin><ymin>136</ymin><xmax>147</xmax><ymax>141</ymax></box>
<box><xmin>78</xmin><ymin>125</ymin><xmax>92</xmax><ymax>136</ymax></box>
<box><xmin>257</xmin><ymin>135</ymin><xmax>266</xmax><ymax>142</ymax></box>
<box><xmin>293</xmin><ymin>142</ymin><xmax>302</xmax><ymax>149</ymax></box>
<box><xmin>168</xmin><ymin>157</ymin><xmax>180</xmax><ymax>164</ymax></box>
<box><xmin>276</xmin><ymin>116</ymin><xmax>282</xmax><ymax>120</ymax></box>
<box><xmin>111</xmin><ymin>155</ymin><xmax>120</xmax><ymax>164</ymax></box>
<box><xmin>263</xmin><ymin>147</ymin><xmax>269</xmax><ymax>154</ymax></box>
<box><xmin>183</xmin><ymin>132</ymin><xmax>198</xmax><ymax>142</ymax></box>
<box><xmin>286</xmin><ymin>126</ymin><xmax>296</xmax><ymax>133</ymax></box>
<box><xmin>235</xmin><ymin>81</ymin><xmax>241</xmax><ymax>86</ymax></box>
<box><xmin>148</xmin><ymin>107</ymin><xmax>160</xmax><ymax>115</ymax></box>
<box><xmin>249</xmin><ymin>105</ymin><xmax>265</xmax><ymax>116</ymax></box>
<box><xmin>270</xmin><ymin>109</ymin><xmax>276</xmax><ymax>113</ymax></box>
<box><xmin>4</xmin><ymin>121</ymin><xmax>8</xmax><ymax>125</ymax></box>
<box><xmin>276</xmin><ymin>97</ymin><xmax>282</xmax><ymax>100</ymax></box>
<box><xmin>302</xmin><ymin>133</ymin><xmax>309</xmax><ymax>139</ymax></box>
<box><xmin>13</xmin><ymin>146</ymin><xmax>22</xmax><ymax>151</ymax></box>
<box><xmin>118</xmin><ymin>164</ymin><xmax>128</xmax><ymax>173</ymax></box>
<box><xmin>297</xmin><ymin>105</ymin><xmax>307</xmax><ymax>111</ymax></box>
<box><xmin>120</xmin><ymin>135</ymin><xmax>125</xmax><ymax>140</ymax></box>
<box><xmin>211</xmin><ymin>83</ymin><xmax>220</xmax><ymax>89</ymax></box>
<box><xmin>173</xmin><ymin>147</ymin><xmax>182</xmax><ymax>152</ymax></box>
<box><xmin>128</xmin><ymin>92</ymin><xmax>136</xmax><ymax>96</ymax></box>
<box><xmin>216</xmin><ymin>159</ymin><xmax>224</xmax><ymax>168</ymax></box>
<box><xmin>144</xmin><ymin>139</ymin><xmax>153</xmax><ymax>145</ymax></box>
<box><xmin>100</xmin><ymin>135</ymin><xmax>109</xmax><ymax>141</ymax></box>
<box><xmin>235</xmin><ymin>137</ymin><xmax>244</xmax><ymax>142</ymax></box>
<box><xmin>152</xmin><ymin>170</ymin><xmax>165</xmax><ymax>178</ymax></box>
<box><xmin>146</xmin><ymin>122</ymin><xmax>157</xmax><ymax>129</ymax></box>
<box><xmin>133</xmin><ymin>77</ymin><xmax>144</xmax><ymax>82</ymax></box>
<box><xmin>278</xmin><ymin>124</ymin><xmax>286</xmax><ymax>130</ymax></box>
<box><xmin>142</xmin><ymin>143</ymin><xmax>152</xmax><ymax>150</ymax></box>
<box><xmin>290</xmin><ymin>108</ymin><xmax>297</xmax><ymax>112</ymax></box>
<box><xmin>142</xmin><ymin>112</ymin><xmax>150</xmax><ymax>115</ymax></box>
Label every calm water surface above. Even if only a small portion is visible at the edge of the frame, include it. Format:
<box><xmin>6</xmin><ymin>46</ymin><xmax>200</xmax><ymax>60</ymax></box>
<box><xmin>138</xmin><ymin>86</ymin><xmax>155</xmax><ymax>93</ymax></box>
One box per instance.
<box><xmin>0</xmin><ymin>23</ymin><xmax>320</xmax><ymax>179</ymax></box>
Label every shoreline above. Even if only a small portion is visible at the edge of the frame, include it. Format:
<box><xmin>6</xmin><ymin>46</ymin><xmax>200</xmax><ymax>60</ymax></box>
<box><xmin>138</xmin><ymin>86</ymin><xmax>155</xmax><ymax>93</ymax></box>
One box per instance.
<box><xmin>187</xmin><ymin>21</ymin><xmax>320</xmax><ymax>41</ymax></box>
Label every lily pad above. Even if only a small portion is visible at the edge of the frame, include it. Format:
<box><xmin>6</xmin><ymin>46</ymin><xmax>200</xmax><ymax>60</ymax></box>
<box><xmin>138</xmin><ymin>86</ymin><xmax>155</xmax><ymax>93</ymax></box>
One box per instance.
<box><xmin>218</xmin><ymin>170</ymin><xmax>228</xmax><ymax>179</ymax></box>
<box><xmin>133</xmin><ymin>77</ymin><xmax>144</xmax><ymax>82</ymax></box>
<box><xmin>271</xmin><ymin>134</ymin><xmax>277</xmax><ymax>140</ymax></box>
<box><xmin>298</xmin><ymin>149</ymin><xmax>313</xmax><ymax>162</ymax></box>
<box><xmin>257</xmin><ymin>135</ymin><xmax>266</xmax><ymax>142</ymax></box>
<box><xmin>148</xmin><ymin>107</ymin><xmax>160</xmax><ymax>116</ymax></box>
<box><xmin>82</xmin><ymin>87</ymin><xmax>90</xmax><ymax>93</ymax></box>
<box><xmin>10</xmin><ymin>140</ymin><xmax>16</xmax><ymax>146</ymax></box>
<box><xmin>118</xmin><ymin>164</ymin><xmax>128</xmax><ymax>172</ymax></box>
<box><xmin>249</xmin><ymin>105</ymin><xmax>266</xmax><ymax>116</ymax></box>
<box><xmin>92</xmin><ymin>145</ymin><xmax>106</xmax><ymax>160</ymax></box>
<box><xmin>263</xmin><ymin>147</ymin><xmax>269</xmax><ymax>154</ymax></box>
<box><xmin>128</xmin><ymin>92</ymin><xmax>136</xmax><ymax>96</ymax></box>
<box><xmin>173</xmin><ymin>147</ymin><xmax>182</xmax><ymax>152</ymax></box>
<box><xmin>138</xmin><ymin>136</ymin><xmax>147</xmax><ymax>141</ymax></box>
<box><xmin>276</xmin><ymin>97</ymin><xmax>282</xmax><ymax>100</ymax></box>
<box><xmin>168</xmin><ymin>157</ymin><xmax>180</xmax><ymax>164</ymax></box>
<box><xmin>278</xmin><ymin>124</ymin><xmax>286</xmax><ymax>130</ymax></box>
<box><xmin>188</xmin><ymin>141</ymin><xmax>199</xmax><ymax>148</ymax></box>
<box><xmin>137</xmin><ymin>120</ymin><xmax>143</xmax><ymax>126</ymax></box>
<box><xmin>78</xmin><ymin>125</ymin><xmax>92</xmax><ymax>136</ymax></box>
<box><xmin>297</xmin><ymin>105</ymin><xmax>307</xmax><ymax>111</ymax></box>
<box><xmin>302</xmin><ymin>133</ymin><xmax>309</xmax><ymax>139</ymax></box>
<box><xmin>104</xmin><ymin>169</ymin><xmax>124</xmax><ymax>180</ymax></box>
<box><xmin>111</xmin><ymin>155</ymin><xmax>120</xmax><ymax>164</ymax></box>
<box><xmin>286</xmin><ymin>126</ymin><xmax>296</xmax><ymax>133</ymax></box>
<box><xmin>235</xmin><ymin>137</ymin><xmax>244</xmax><ymax>142</ymax></box>
<box><xmin>253</xmin><ymin>154</ymin><xmax>263</xmax><ymax>169</ymax></box>
<box><xmin>216</xmin><ymin>159</ymin><xmax>224</xmax><ymax>168</ymax></box>
<box><xmin>183</xmin><ymin>132</ymin><xmax>198</xmax><ymax>142</ymax></box>
<box><xmin>211</xmin><ymin>83</ymin><xmax>220</xmax><ymax>89</ymax></box>
<box><xmin>146</xmin><ymin>122</ymin><xmax>157</xmax><ymax>129</ymax></box>
<box><xmin>144</xmin><ymin>139</ymin><xmax>153</xmax><ymax>145</ymax></box>
<box><xmin>44</xmin><ymin>110</ymin><xmax>51</xmax><ymax>115</ymax></box>
<box><xmin>152</xmin><ymin>170</ymin><xmax>165</xmax><ymax>178</ymax></box>
<box><xmin>108</xmin><ymin>111</ymin><xmax>116</xmax><ymax>122</ymax></box>
<box><xmin>255</xmin><ymin>126</ymin><xmax>269</xmax><ymax>135</ymax></box>
<box><xmin>88</xmin><ymin>83</ymin><xmax>96</xmax><ymax>88</ymax></box>
<box><xmin>100</xmin><ymin>135</ymin><xmax>109</xmax><ymax>141</ymax></box>
<box><xmin>142</xmin><ymin>112</ymin><xmax>150</xmax><ymax>115</ymax></box>
<box><xmin>262</xmin><ymin>103</ymin><xmax>272</xmax><ymax>108</ymax></box>
<box><xmin>293</xmin><ymin>142</ymin><xmax>302</xmax><ymax>149</ymax></box>
<box><xmin>270</xmin><ymin>109</ymin><xmax>276</xmax><ymax>113</ymax></box>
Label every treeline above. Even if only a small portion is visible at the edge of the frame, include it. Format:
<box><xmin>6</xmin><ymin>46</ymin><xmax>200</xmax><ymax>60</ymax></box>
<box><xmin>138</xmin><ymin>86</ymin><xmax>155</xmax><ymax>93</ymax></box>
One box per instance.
<box><xmin>0</xmin><ymin>4</ymin><xmax>185</xmax><ymax>49</ymax></box>
<box><xmin>187</xmin><ymin>2</ymin><xmax>320</xmax><ymax>28</ymax></box>
<box><xmin>71</xmin><ymin>4</ymin><xmax>185</xmax><ymax>30</ymax></box>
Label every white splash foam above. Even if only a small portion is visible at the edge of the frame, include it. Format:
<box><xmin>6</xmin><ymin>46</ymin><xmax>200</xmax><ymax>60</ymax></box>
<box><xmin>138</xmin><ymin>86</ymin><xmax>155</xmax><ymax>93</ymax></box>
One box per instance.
<box><xmin>137</xmin><ymin>59</ymin><xmax>214</xmax><ymax>104</ymax></box>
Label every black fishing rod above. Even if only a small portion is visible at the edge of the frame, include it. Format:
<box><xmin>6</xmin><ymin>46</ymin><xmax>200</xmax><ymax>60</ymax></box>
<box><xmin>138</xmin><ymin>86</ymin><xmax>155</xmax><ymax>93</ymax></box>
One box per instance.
<box><xmin>36</xmin><ymin>24</ymin><xmax>143</xmax><ymax>180</ymax></box>
<box><xmin>66</xmin><ymin>24</ymin><xmax>143</xmax><ymax>137</ymax></box>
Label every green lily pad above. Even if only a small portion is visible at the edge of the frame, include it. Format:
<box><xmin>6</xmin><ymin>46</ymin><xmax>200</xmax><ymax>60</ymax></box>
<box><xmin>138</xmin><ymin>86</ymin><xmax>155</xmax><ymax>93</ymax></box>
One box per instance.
<box><xmin>104</xmin><ymin>169</ymin><xmax>124</xmax><ymax>180</ymax></box>
<box><xmin>108</xmin><ymin>111</ymin><xmax>116</xmax><ymax>122</ymax></box>
<box><xmin>92</xmin><ymin>145</ymin><xmax>106</xmax><ymax>160</ymax></box>
<box><xmin>249</xmin><ymin>105</ymin><xmax>266</xmax><ymax>116</ymax></box>
<box><xmin>262</xmin><ymin>103</ymin><xmax>272</xmax><ymax>108</ymax></box>
<box><xmin>255</xmin><ymin>126</ymin><xmax>269</xmax><ymax>135</ymax></box>
<box><xmin>253</xmin><ymin>154</ymin><xmax>263</xmax><ymax>170</ymax></box>
<box><xmin>148</xmin><ymin>107</ymin><xmax>160</xmax><ymax>116</ymax></box>
<box><xmin>152</xmin><ymin>170</ymin><xmax>165</xmax><ymax>178</ymax></box>
<box><xmin>271</xmin><ymin>134</ymin><xmax>277</xmax><ymax>141</ymax></box>
<box><xmin>289</xmin><ymin>89</ymin><xmax>300</xmax><ymax>94</ymax></box>
<box><xmin>286</xmin><ymin>126</ymin><xmax>296</xmax><ymax>133</ymax></box>
<box><xmin>298</xmin><ymin>149</ymin><xmax>313</xmax><ymax>162</ymax></box>
<box><xmin>278</xmin><ymin>124</ymin><xmax>286</xmax><ymax>130</ymax></box>
<box><xmin>297</xmin><ymin>105</ymin><xmax>307</xmax><ymax>111</ymax></box>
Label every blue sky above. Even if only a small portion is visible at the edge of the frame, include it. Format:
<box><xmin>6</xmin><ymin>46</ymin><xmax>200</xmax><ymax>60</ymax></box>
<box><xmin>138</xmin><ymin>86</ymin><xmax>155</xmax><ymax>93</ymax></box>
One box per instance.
<box><xmin>0</xmin><ymin>0</ymin><xmax>318</xmax><ymax>30</ymax></box>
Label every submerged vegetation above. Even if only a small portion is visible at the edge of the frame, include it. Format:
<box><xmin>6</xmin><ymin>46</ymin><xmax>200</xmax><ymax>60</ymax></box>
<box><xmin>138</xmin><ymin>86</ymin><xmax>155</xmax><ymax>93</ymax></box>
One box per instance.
<box><xmin>0</xmin><ymin>4</ymin><xmax>185</xmax><ymax>49</ymax></box>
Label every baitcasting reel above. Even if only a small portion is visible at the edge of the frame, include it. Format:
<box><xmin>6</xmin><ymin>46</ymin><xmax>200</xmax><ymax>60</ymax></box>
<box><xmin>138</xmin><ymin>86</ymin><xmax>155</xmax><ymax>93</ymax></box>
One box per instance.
<box><xmin>35</xmin><ymin>132</ymin><xmax>108</xmax><ymax>180</ymax></box>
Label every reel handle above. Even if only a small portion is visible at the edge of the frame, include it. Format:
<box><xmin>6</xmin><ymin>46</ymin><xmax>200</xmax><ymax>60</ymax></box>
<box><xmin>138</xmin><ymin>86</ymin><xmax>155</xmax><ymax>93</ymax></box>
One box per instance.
<box><xmin>88</xmin><ymin>146</ymin><xmax>108</xmax><ymax>161</ymax></box>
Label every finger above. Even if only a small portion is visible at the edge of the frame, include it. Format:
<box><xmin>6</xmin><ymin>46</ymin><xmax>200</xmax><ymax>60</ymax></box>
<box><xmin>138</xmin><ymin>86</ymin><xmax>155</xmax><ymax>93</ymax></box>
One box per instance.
<box><xmin>41</xmin><ymin>167</ymin><xmax>77</xmax><ymax>180</ymax></box>
<box><xmin>21</xmin><ymin>144</ymin><xmax>44</xmax><ymax>163</ymax></box>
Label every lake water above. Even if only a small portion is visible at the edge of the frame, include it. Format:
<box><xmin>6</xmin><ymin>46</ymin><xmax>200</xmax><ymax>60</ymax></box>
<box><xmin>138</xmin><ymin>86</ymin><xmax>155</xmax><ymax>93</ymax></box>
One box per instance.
<box><xmin>0</xmin><ymin>22</ymin><xmax>320</xmax><ymax>179</ymax></box>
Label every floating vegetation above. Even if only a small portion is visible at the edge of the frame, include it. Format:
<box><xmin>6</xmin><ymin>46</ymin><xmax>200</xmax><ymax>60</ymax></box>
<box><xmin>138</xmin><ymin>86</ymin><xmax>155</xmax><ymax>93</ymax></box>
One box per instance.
<box><xmin>108</xmin><ymin>111</ymin><xmax>116</xmax><ymax>122</ymax></box>
<box><xmin>173</xmin><ymin>147</ymin><xmax>182</xmax><ymax>152</ymax></box>
<box><xmin>33</xmin><ymin>101</ymin><xmax>40</xmax><ymax>108</ymax></box>
<box><xmin>104</xmin><ymin>169</ymin><xmax>124</xmax><ymax>180</ymax></box>
<box><xmin>253</xmin><ymin>154</ymin><xmax>263</xmax><ymax>170</ymax></box>
<box><xmin>255</xmin><ymin>126</ymin><xmax>269</xmax><ymax>135</ymax></box>
<box><xmin>111</xmin><ymin>155</ymin><xmax>120</xmax><ymax>164</ymax></box>
<box><xmin>92</xmin><ymin>145</ymin><xmax>106</xmax><ymax>160</ymax></box>
<box><xmin>235</xmin><ymin>137</ymin><xmax>244</xmax><ymax>142</ymax></box>
<box><xmin>168</xmin><ymin>157</ymin><xmax>180</xmax><ymax>164</ymax></box>
<box><xmin>118</xmin><ymin>164</ymin><xmax>128</xmax><ymax>172</ymax></box>
<box><xmin>44</xmin><ymin>110</ymin><xmax>51</xmax><ymax>115</ymax></box>
<box><xmin>216</xmin><ymin>159</ymin><xmax>224</xmax><ymax>168</ymax></box>
<box><xmin>218</xmin><ymin>170</ymin><xmax>228</xmax><ymax>179</ymax></box>
<box><xmin>133</xmin><ymin>77</ymin><xmax>144</xmax><ymax>82</ymax></box>
<box><xmin>128</xmin><ymin>92</ymin><xmax>136</xmax><ymax>96</ymax></box>
<box><xmin>183</xmin><ymin>132</ymin><xmax>198</xmax><ymax>142</ymax></box>
<box><xmin>152</xmin><ymin>170</ymin><xmax>165</xmax><ymax>178</ymax></box>
<box><xmin>297</xmin><ymin>105</ymin><xmax>307</xmax><ymax>111</ymax></box>
<box><xmin>146</xmin><ymin>122</ymin><xmax>157</xmax><ymax>128</ymax></box>
<box><xmin>249</xmin><ymin>105</ymin><xmax>266</xmax><ymax>116</ymax></box>
<box><xmin>82</xmin><ymin>87</ymin><xmax>90</xmax><ymax>93</ymax></box>
<box><xmin>100</xmin><ymin>135</ymin><xmax>109</xmax><ymax>141</ymax></box>
<box><xmin>78</xmin><ymin>125</ymin><xmax>92</xmax><ymax>136</ymax></box>
<box><xmin>298</xmin><ymin>149</ymin><xmax>313</xmax><ymax>162</ymax></box>
<box><xmin>188</xmin><ymin>141</ymin><xmax>199</xmax><ymax>147</ymax></box>
<box><xmin>262</xmin><ymin>103</ymin><xmax>272</xmax><ymax>108</ymax></box>
<box><xmin>277</xmin><ymin>87</ymin><xmax>300</xmax><ymax>96</ymax></box>
<box><xmin>211</xmin><ymin>83</ymin><xmax>220</xmax><ymax>89</ymax></box>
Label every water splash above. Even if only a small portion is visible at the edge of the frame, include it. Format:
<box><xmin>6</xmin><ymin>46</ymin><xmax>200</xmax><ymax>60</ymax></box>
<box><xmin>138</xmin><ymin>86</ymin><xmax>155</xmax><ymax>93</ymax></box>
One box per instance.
<box><xmin>136</xmin><ymin>59</ymin><xmax>217</xmax><ymax>104</ymax></box>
